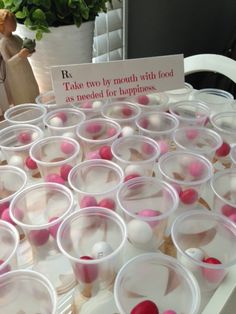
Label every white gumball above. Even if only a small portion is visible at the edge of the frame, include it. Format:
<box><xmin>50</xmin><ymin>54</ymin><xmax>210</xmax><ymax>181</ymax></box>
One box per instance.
<box><xmin>3</xmin><ymin>173</ymin><xmax>23</xmax><ymax>192</ymax></box>
<box><xmin>91</xmin><ymin>241</ymin><xmax>113</xmax><ymax>259</ymax></box>
<box><xmin>147</xmin><ymin>94</ymin><xmax>159</xmax><ymax>105</ymax></box>
<box><xmin>50</xmin><ymin>116</ymin><xmax>63</xmax><ymax>127</ymax></box>
<box><xmin>179</xmin><ymin>247</ymin><xmax>205</xmax><ymax>272</ymax></box>
<box><xmin>92</xmin><ymin>101</ymin><xmax>103</xmax><ymax>109</ymax></box>
<box><xmin>62</xmin><ymin>132</ymin><xmax>76</xmax><ymax>139</ymax></box>
<box><xmin>8</xmin><ymin>155</ymin><xmax>24</xmax><ymax>168</ymax></box>
<box><xmin>127</xmin><ymin>219</ymin><xmax>153</xmax><ymax>245</ymax></box>
<box><xmin>124</xmin><ymin>164</ymin><xmax>145</xmax><ymax>176</ymax></box>
<box><xmin>149</xmin><ymin>114</ymin><xmax>162</xmax><ymax>126</ymax></box>
<box><xmin>31</xmin><ymin>132</ymin><xmax>39</xmax><ymax>141</ymax></box>
<box><xmin>121</xmin><ymin>126</ymin><xmax>134</xmax><ymax>137</ymax></box>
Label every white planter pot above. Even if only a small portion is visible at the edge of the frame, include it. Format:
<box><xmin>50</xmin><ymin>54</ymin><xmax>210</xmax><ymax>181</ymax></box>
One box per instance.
<box><xmin>15</xmin><ymin>22</ymin><xmax>95</xmax><ymax>93</ymax></box>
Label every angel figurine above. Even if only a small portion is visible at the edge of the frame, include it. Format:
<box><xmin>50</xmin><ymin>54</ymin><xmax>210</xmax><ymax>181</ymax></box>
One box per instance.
<box><xmin>0</xmin><ymin>9</ymin><xmax>39</xmax><ymax>106</ymax></box>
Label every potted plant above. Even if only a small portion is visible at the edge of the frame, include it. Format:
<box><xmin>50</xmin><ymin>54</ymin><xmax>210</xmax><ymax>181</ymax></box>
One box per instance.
<box><xmin>0</xmin><ymin>0</ymin><xmax>112</xmax><ymax>92</ymax></box>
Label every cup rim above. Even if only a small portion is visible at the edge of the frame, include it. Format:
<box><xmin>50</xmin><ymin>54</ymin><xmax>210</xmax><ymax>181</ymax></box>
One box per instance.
<box><xmin>0</xmin><ymin>166</ymin><xmax>27</xmax><ymax>203</ymax></box>
<box><xmin>210</xmin><ymin>168</ymin><xmax>236</xmax><ymax>207</ymax></box>
<box><xmin>0</xmin><ymin>269</ymin><xmax>57</xmax><ymax>313</ymax></box>
<box><xmin>193</xmin><ymin>88</ymin><xmax>234</xmax><ymax>100</ymax></box>
<box><xmin>171</xmin><ymin>209</ymin><xmax>236</xmax><ymax>269</ymax></box>
<box><xmin>111</xmin><ymin>135</ymin><xmax>160</xmax><ymax>165</ymax></box>
<box><xmin>166</xmin><ymin>82</ymin><xmax>193</xmax><ymax>96</ymax></box>
<box><xmin>0</xmin><ymin>220</ymin><xmax>19</xmax><ymax>271</ymax></box>
<box><xmin>210</xmin><ymin>111</ymin><xmax>236</xmax><ymax>136</ymax></box>
<box><xmin>133</xmin><ymin>92</ymin><xmax>169</xmax><ymax>109</ymax></box>
<box><xmin>9</xmin><ymin>182</ymin><xmax>74</xmax><ymax>230</ymax></box>
<box><xmin>43</xmin><ymin>108</ymin><xmax>86</xmax><ymax>130</ymax></box>
<box><xmin>35</xmin><ymin>90</ymin><xmax>56</xmax><ymax>105</ymax></box>
<box><xmin>68</xmin><ymin>159</ymin><xmax>124</xmax><ymax>195</ymax></box>
<box><xmin>114</xmin><ymin>252</ymin><xmax>201</xmax><ymax>314</ymax></box>
<box><xmin>29</xmin><ymin>136</ymin><xmax>80</xmax><ymax>166</ymax></box>
<box><xmin>173</xmin><ymin>126</ymin><xmax>223</xmax><ymax>154</ymax></box>
<box><xmin>72</xmin><ymin>100</ymin><xmax>105</xmax><ymax>112</ymax></box>
<box><xmin>158</xmin><ymin>151</ymin><xmax>213</xmax><ymax>186</ymax></box>
<box><xmin>57</xmin><ymin>207</ymin><xmax>127</xmax><ymax>264</ymax></box>
<box><xmin>0</xmin><ymin>124</ymin><xmax>44</xmax><ymax>151</ymax></box>
<box><xmin>116</xmin><ymin>176</ymin><xmax>179</xmax><ymax>221</ymax></box>
<box><xmin>169</xmin><ymin>100</ymin><xmax>210</xmax><ymax>123</ymax></box>
<box><xmin>230</xmin><ymin>144</ymin><xmax>236</xmax><ymax>164</ymax></box>
<box><xmin>135</xmin><ymin>111</ymin><xmax>179</xmax><ymax>135</ymax></box>
<box><xmin>101</xmin><ymin>101</ymin><xmax>141</xmax><ymax>123</ymax></box>
<box><xmin>76</xmin><ymin>118</ymin><xmax>122</xmax><ymax>144</ymax></box>
<box><xmin>4</xmin><ymin>104</ymin><xmax>47</xmax><ymax>125</ymax></box>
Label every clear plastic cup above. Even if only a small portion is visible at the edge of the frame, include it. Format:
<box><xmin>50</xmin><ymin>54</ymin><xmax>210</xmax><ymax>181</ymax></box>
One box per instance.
<box><xmin>230</xmin><ymin>144</ymin><xmax>236</xmax><ymax>167</ymax></box>
<box><xmin>0</xmin><ymin>124</ymin><xmax>44</xmax><ymax>178</ymax></box>
<box><xmin>158</xmin><ymin>151</ymin><xmax>213</xmax><ymax>212</ymax></box>
<box><xmin>169</xmin><ymin>100</ymin><xmax>210</xmax><ymax>127</ymax></box>
<box><xmin>173</xmin><ymin>126</ymin><xmax>223</xmax><ymax>161</ymax></box>
<box><xmin>35</xmin><ymin>90</ymin><xmax>58</xmax><ymax>111</ymax></box>
<box><xmin>116</xmin><ymin>176</ymin><xmax>179</xmax><ymax>259</ymax></box>
<box><xmin>30</xmin><ymin>136</ymin><xmax>80</xmax><ymax>184</ymax></box>
<box><xmin>72</xmin><ymin>99</ymin><xmax>106</xmax><ymax>119</ymax></box>
<box><xmin>68</xmin><ymin>159</ymin><xmax>124</xmax><ymax>210</ymax></box>
<box><xmin>101</xmin><ymin>101</ymin><xmax>141</xmax><ymax>135</ymax></box>
<box><xmin>57</xmin><ymin>207</ymin><xmax>127</xmax><ymax>313</ymax></box>
<box><xmin>9</xmin><ymin>182</ymin><xmax>75</xmax><ymax>294</ymax></box>
<box><xmin>171</xmin><ymin>210</ymin><xmax>236</xmax><ymax>292</ymax></box>
<box><xmin>210</xmin><ymin>169</ymin><xmax>236</xmax><ymax>223</ymax></box>
<box><xmin>111</xmin><ymin>135</ymin><xmax>160</xmax><ymax>179</ymax></box>
<box><xmin>191</xmin><ymin>88</ymin><xmax>234</xmax><ymax>115</ymax></box>
<box><xmin>0</xmin><ymin>165</ymin><xmax>27</xmax><ymax>224</ymax></box>
<box><xmin>136</xmin><ymin>111</ymin><xmax>179</xmax><ymax>156</ymax></box>
<box><xmin>4</xmin><ymin>103</ymin><xmax>47</xmax><ymax>129</ymax></box>
<box><xmin>43</xmin><ymin>107</ymin><xmax>86</xmax><ymax>138</ymax></box>
<box><xmin>0</xmin><ymin>269</ymin><xmax>57</xmax><ymax>313</ymax></box>
<box><xmin>114</xmin><ymin>252</ymin><xmax>200</xmax><ymax>314</ymax></box>
<box><xmin>131</xmin><ymin>92</ymin><xmax>169</xmax><ymax>112</ymax></box>
<box><xmin>166</xmin><ymin>82</ymin><xmax>194</xmax><ymax>103</ymax></box>
<box><xmin>0</xmin><ymin>220</ymin><xmax>19</xmax><ymax>275</ymax></box>
<box><xmin>210</xmin><ymin>111</ymin><xmax>236</xmax><ymax>145</ymax></box>
<box><xmin>76</xmin><ymin>118</ymin><xmax>121</xmax><ymax>160</ymax></box>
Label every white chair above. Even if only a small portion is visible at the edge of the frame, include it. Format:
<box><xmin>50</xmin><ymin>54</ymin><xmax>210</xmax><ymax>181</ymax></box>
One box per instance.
<box><xmin>184</xmin><ymin>54</ymin><xmax>236</xmax><ymax>84</ymax></box>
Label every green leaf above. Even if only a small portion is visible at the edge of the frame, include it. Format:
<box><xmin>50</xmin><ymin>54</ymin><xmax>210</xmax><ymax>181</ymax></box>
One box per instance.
<box><xmin>32</xmin><ymin>8</ymin><xmax>46</xmax><ymax>21</ymax></box>
<box><xmin>35</xmin><ymin>30</ymin><xmax>43</xmax><ymax>40</ymax></box>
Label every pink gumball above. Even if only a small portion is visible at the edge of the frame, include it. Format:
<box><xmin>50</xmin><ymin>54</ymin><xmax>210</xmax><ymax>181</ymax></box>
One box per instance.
<box><xmin>28</xmin><ymin>229</ymin><xmax>50</xmax><ymax>246</ymax></box>
<box><xmin>55</xmin><ymin>112</ymin><xmax>67</xmax><ymax>123</ymax></box>
<box><xmin>60</xmin><ymin>164</ymin><xmax>73</xmax><ymax>181</ymax></box>
<box><xmin>25</xmin><ymin>156</ymin><xmax>38</xmax><ymax>170</ymax></box>
<box><xmin>138</xmin><ymin>117</ymin><xmax>149</xmax><ymax>129</ymax></box>
<box><xmin>162</xmin><ymin>311</ymin><xmax>177</xmax><ymax>314</ymax></box>
<box><xmin>185</xmin><ymin>129</ymin><xmax>199</xmax><ymax>140</ymax></box>
<box><xmin>17</xmin><ymin>131</ymin><xmax>32</xmax><ymax>144</ymax></box>
<box><xmin>188</xmin><ymin>161</ymin><xmax>205</xmax><ymax>178</ymax></box>
<box><xmin>60</xmin><ymin>141</ymin><xmax>75</xmax><ymax>154</ymax></box>
<box><xmin>142</xmin><ymin>142</ymin><xmax>155</xmax><ymax>155</ymax></box>
<box><xmin>81</xmin><ymin>101</ymin><xmax>93</xmax><ymax>109</ymax></box>
<box><xmin>137</xmin><ymin>95</ymin><xmax>149</xmax><ymax>105</ymax></box>
<box><xmin>48</xmin><ymin>217</ymin><xmax>60</xmax><ymax>238</ymax></box>
<box><xmin>45</xmin><ymin>173</ymin><xmax>65</xmax><ymax>185</ymax></box>
<box><xmin>1</xmin><ymin>209</ymin><xmax>16</xmax><ymax>225</ymax></box>
<box><xmin>229</xmin><ymin>214</ymin><xmax>236</xmax><ymax>223</ymax></box>
<box><xmin>0</xmin><ymin>202</ymin><xmax>10</xmax><ymax>216</ymax></box>
<box><xmin>98</xmin><ymin>198</ymin><xmax>115</xmax><ymax>210</ymax></box>
<box><xmin>138</xmin><ymin>209</ymin><xmax>161</xmax><ymax>227</ymax></box>
<box><xmin>85</xmin><ymin>123</ymin><xmax>102</xmax><ymax>134</ymax></box>
<box><xmin>80</xmin><ymin>196</ymin><xmax>98</xmax><ymax>208</ymax></box>
<box><xmin>122</xmin><ymin>107</ymin><xmax>133</xmax><ymax>117</ymax></box>
<box><xmin>99</xmin><ymin>145</ymin><xmax>112</xmax><ymax>160</ymax></box>
<box><xmin>86</xmin><ymin>150</ymin><xmax>102</xmax><ymax>160</ymax></box>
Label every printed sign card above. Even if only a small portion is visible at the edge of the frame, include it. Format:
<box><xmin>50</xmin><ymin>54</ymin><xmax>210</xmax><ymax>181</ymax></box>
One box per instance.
<box><xmin>51</xmin><ymin>54</ymin><xmax>184</xmax><ymax>106</ymax></box>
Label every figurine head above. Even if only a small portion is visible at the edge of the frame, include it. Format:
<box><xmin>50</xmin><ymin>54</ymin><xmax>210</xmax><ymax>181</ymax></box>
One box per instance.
<box><xmin>0</xmin><ymin>9</ymin><xmax>17</xmax><ymax>36</ymax></box>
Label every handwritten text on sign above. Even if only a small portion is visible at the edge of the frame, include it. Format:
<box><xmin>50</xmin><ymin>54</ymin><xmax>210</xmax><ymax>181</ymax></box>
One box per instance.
<box><xmin>51</xmin><ymin>54</ymin><xmax>184</xmax><ymax>105</ymax></box>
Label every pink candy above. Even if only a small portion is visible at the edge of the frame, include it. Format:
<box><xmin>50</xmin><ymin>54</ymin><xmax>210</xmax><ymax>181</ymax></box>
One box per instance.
<box><xmin>185</xmin><ymin>129</ymin><xmax>199</xmax><ymax>140</ymax></box>
<box><xmin>162</xmin><ymin>311</ymin><xmax>177</xmax><ymax>314</ymax></box>
<box><xmin>138</xmin><ymin>209</ymin><xmax>161</xmax><ymax>227</ymax></box>
<box><xmin>81</xmin><ymin>101</ymin><xmax>93</xmax><ymax>109</ymax></box>
<box><xmin>137</xmin><ymin>95</ymin><xmax>149</xmax><ymax>105</ymax></box>
<box><xmin>80</xmin><ymin>196</ymin><xmax>97</xmax><ymax>208</ymax></box>
<box><xmin>107</xmin><ymin>127</ymin><xmax>117</xmax><ymax>137</ymax></box>
<box><xmin>28</xmin><ymin>229</ymin><xmax>50</xmax><ymax>246</ymax></box>
<box><xmin>17</xmin><ymin>131</ymin><xmax>32</xmax><ymax>144</ymax></box>
<box><xmin>157</xmin><ymin>140</ymin><xmax>169</xmax><ymax>155</ymax></box>
<box><xmin>85</xmin><ymin>122</ymin><xmax>102</xmax><ymax>134</ymax></box>
<box><xmin>25</xmin><ymin>156</ymin><xmax>38</xmax><ymax>170</ymax></box>
<box><xmin>0</xmin><ymin>202</ymin><xmax>10</xmax><ymax>216</ymax></box>
<box><xmin>55</xmin><ymin>112</ymin><xmax>67</xmax><ymax>123</ymax></box>
<box><xmin>98</xmin><ymin>198</ymin><xmax>115</xmax><ymax>210</ymax></box>
<box><xmin>99</xmin><ymin>145</ymin><xmax>112</xmax><ymax>160</ymax></box>
<box><xmin>60</xmin><ymin>164</ymin><xmax>73</xmax><ymax>181</ymax></box>
<box><xmin>122</xmin><ymin>107</ymin><xmax>133</xmax><ymax>116</ymax></box>
<box><xmin>142</xmin><ymin>142</ymin><xmax>155</xmax><ymax>155</ymax></box>
<box><xmin>1</xmin><ymin>209</ymin><xmax>16</xmax><ymax>225</ymax></box>
<box><xmin>229</xmin><ymin>214</ymin><xmax>236</xmax><ymax>223</ymax></box>
<box><xmin>0</xmin><ymin>259</ymin><xmax>11</xmax><ymax>275</ymax></box>
<box><xmin>85</xmin><ymin>150</ymin><xmax>102</xmax><ymax>160</ymax></box>
<box><xmin>138</xmin><ymin>117</ymin><xmax>149</xmax><ymax>129</ymax></box>
<box><xmin>124</xmin><ymin>174</ymin><xmax>141</xmax><ymax>182</ymax></box>
<box><xmin>48</xmin><ymin>217</ymin><xmax>60</xmax><ymax>238</ymax></box>
<box><xmin>45</xmin><ymin>173</ymin><xmax>65</xmax><ymax>185</ymax></box>
<box><xmin>188</xmin><ymin>161</ymin><xmax>205</xmax><ymax>177</ymax></box>
<box><xmin>60</xmin><ymin>140</ymin><xmax>75</xmax><ymax>154</ymax></box>
<box><xmin>180</xmin><ymin>188</ymin><xmax>198</xmax><ymax>204</ymax></box>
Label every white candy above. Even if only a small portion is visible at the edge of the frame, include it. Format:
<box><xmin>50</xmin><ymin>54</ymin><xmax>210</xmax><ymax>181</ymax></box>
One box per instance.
<box><xmin>149</xmin><ymin>114</ymin><xmax>162</xmax><ymax>126</ymax></box>
<box><xmin>91</xmin><ymin>241</ymin><xmax>113</xmax><ymax>259</ymax></box>
<box><xmin>147</xmin><ymin>94</ymin><xmax>159</xmax><ymax>105</ymax></box>
<box><xmin>92</xmin><ymin>101</ymin><xmax>103</xmax><ymax>109</ymax></box>
<box><xmin>127</xmin><ymin>219</ymin><xmax>153</xmax><ymax>245</ymax></box>
<box><xmin>62</xmin><ymin>132</ymin><xmax>76</xmax><ymax>139</ymax></box>
<box><xmin>179</xmin><ymin>247</ymin><xmax>205</xmax><ymax>272</ymax></box>
<box><xmin>121</xmin><ymin>126</ymin><xmax>134</xmax><ymax>137</ymax></box>
<box><xmin>31</xmin><ymin>132</ymin><xmax>39</xmax><ymax>141</ymax></box>
<box><xmin>50</xmin><ymin>116</ymin><xmax>63</xmax><ymax>127</ymax></box>
<box><xmin>3</xmin><ymin>173</ymin><xmax>23</xmax><ymax>192</ymax></box>
<box><xmin>124</xmin><ymin>164</ymin><xmax>145</xmax><ymax>176</ymax></box>
<box><xmin>8</xmin><ymin>155</ymin><xmax>24</xmax><ymax>168</ymax></box>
